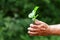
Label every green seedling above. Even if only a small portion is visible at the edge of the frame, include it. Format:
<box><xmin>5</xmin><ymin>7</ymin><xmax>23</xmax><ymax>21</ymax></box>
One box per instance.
<box><xmin>28</xmin><ymin>6</ymin><xmax>39</xmax><ymax>21</ymax></box>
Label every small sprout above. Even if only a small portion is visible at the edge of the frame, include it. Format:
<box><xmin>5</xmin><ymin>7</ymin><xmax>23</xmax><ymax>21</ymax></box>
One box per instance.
<box><xmin>28</xmin><ymin>6</ymin><xmax>39</xmax><ymax>21</ymax></box>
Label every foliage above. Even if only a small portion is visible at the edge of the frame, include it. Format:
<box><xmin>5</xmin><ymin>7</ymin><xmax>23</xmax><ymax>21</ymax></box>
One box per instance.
<box><xmin>0</xmin><ymin>0</ymin><xmax>60</xmax><ymax>40</ymax></box>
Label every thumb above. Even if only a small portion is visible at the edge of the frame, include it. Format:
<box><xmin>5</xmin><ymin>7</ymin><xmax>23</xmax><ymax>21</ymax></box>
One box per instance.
<box><xmin>34</xmin><ymin>19</ymin><xmax>41</xmax><ymax>25</ymax></box>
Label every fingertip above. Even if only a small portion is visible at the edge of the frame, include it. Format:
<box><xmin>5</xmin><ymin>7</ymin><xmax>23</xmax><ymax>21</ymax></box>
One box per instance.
<box><xmin>28</xmin><ymin>31</ymin><xmax>30</xmax><ymax>33</ymax></box>
<box><xmin>30</xmin><ymin>24</ymin><xmax>33</xmax><ymax>27</ymax></box>
<box><xmin>30</xmin><ymin>24</ymin><xmax>36</xmax><ymax>28</ymax></box>
<box><xmin>27</xmin><ymin>27</ymin><xmax>30</xmax><ymax>30</ymax></box>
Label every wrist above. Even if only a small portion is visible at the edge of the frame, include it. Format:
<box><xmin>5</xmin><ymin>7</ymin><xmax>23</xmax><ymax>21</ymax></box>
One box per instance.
<box><xmin>49</xmin><ymin>25</ymin><xmax>55</xmax><ymax>35</ymax></box>
<box><xmin>45</xmin><ymin>25</ymin><xmax>54</xmax><ymax>36</ymax></box>
<box><xmin>49</xmin><ymin>24</ymin><xmax>60</xmax><ymax>35</ymax></box>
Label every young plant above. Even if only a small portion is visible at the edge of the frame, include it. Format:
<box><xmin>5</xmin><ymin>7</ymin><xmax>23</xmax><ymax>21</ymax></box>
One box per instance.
<box><xmin>28</xmin><ymin>6</ymin><xmax>39</xmax><ymax>21</ymax></box>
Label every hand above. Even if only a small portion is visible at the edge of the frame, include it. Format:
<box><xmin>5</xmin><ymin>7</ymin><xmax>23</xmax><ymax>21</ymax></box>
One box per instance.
<box><xmin>28</xmin><ymin>20</ymin><xmax>51</xmax><ymax>36</ymax></box>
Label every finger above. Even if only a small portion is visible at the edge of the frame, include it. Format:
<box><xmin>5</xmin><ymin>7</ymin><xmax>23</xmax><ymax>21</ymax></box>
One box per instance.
<box><xmin>38</xmin><ymin>24</ymin><xmax>47</xmax><ymax>31</ymax></box>
<box><xmin>30</xmin><ymin>23</ymin><xmax>45</xmax><ymax>28</ymax></box>
<box><xmin>34</xmin><ymin>20</ymin><xmax>44</xmax><ymax>25</ymax></box>
<box><xmin>29</xmin><ymin>34</ymin><xmax>39</xmax><ymax>36</ymax></box>
<box><xmin>28</xmin><ymin>31</ymin><xmax>38</xmax><ymax>35</ymax></box>
<box><xmin>29</xmin><ymin>33</ymin><xmax>43</xmax><ymax>36</ymax></box>
<box><xmin>40</xmin><ymin>28</ymin><xmax>46</xmax><ymax>31</ymax></box>
<box><xmin>30</xmin><ymin>33</ymin><xmax>48</xmax><ymax>36</ymax></box>
<box><xmin>30</xmin><ymin>24</ymin><xmax>38</xmax><ymax>28</ymax></box>
<box><xmin>28</xmin><ymin>27</ymin><xmax>38</xmax><ymax>32</ymax></box>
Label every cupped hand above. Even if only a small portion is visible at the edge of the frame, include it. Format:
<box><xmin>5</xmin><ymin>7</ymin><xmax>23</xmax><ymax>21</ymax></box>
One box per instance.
<box><xmin>28</xmin><ymin>20</ymin><xmax>51</xmax><ymax>36</ymax></box>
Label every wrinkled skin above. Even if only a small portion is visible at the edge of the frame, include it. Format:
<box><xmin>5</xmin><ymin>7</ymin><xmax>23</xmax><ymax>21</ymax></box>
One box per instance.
<box><xmin>28</xmin><ymin>20</ymin><xmax>51</xmax><ymax>36</ymax></box>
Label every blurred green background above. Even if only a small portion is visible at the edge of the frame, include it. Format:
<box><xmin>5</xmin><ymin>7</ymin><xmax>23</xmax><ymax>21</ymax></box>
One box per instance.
<box><xmin>0</xmin><ymin>0</ymin><xmax>60</xmax><ymax>40</ymax></box>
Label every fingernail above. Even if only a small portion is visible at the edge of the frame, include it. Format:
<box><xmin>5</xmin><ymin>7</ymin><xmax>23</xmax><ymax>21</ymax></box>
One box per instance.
<box><xmin>28</xmin><ymin>28</ymin><xmax>30</xmax><ymax>30</ymax></box>
<box><xmin>30</xmin><ymin>24</ymin><xmax>33</xmax><ymax>26</ymax></box>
